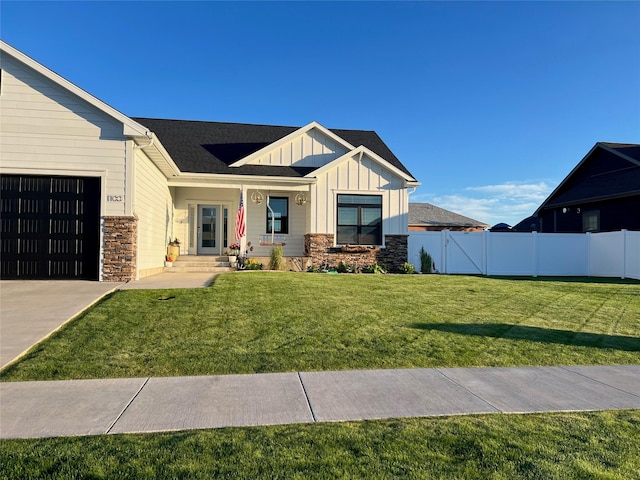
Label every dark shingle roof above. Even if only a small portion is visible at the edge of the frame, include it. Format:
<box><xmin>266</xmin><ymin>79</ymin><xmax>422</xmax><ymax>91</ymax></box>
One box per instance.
<box><xmin>409</xmin><ymin>203</ymin><xmax>488</xmax><ymax>228</ymax></box>
<box><xmin>132</xmin><ymin>118</ymin><xmax>416</xmax><ymax>179</ymax></box>
<box><xmin>540</xmin><ymin>142</ymin><xmax>640</xmax><ymax>208</ymax></box>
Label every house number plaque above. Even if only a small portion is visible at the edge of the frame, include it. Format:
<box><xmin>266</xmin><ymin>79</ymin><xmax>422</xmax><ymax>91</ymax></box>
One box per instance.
<box><xmin>107</xmin><ymin>195</ymin><xmax>123</xmax><ymax>202</ymax></box>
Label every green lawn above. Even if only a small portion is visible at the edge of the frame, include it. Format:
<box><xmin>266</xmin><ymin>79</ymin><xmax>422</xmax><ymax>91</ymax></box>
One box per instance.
<box><xmin>1</xmin><ymin>273</ymin><xmax>638</xmax><ymax>381</ymax></box>
<box><xmin>1</xmin><ymin>411</ymin><xmax>639</xmax><ymax>479</ymax></box>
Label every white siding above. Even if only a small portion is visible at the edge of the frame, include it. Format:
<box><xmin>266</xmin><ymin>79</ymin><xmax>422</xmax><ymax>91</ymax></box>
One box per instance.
<box><xmin>134</xmin><ymin>150</ymin><xmax>173</xmax><ymax>277</ymax></box>
<box><xmin>172</xmin><ymin>187</ymin><xmax>237</xmax><ymax>254</ymax></box>
<box><xmin>247</xmin><ymin>128</ymin><xmax>349</xmax><ymax>168</ymax></box>
<box><xmin>0</xmin><ymin>52</ymin><xmax>128</xmax><ymax>216</ymax></box>
<box><xmin>312</xmin><ymin>152</ymin><xmax>408</xmax><ymax>240</ymax></box>
<box><xmin>245</xmin><ymin>190</ymin><xmax>306</xmax><ymax>257</ymax></box>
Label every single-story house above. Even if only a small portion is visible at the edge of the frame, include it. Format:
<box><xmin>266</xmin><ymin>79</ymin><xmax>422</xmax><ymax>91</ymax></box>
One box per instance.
<box><xmin>0</xmin><ymin>41</ymin><xmax>420</xmax><ymax>281</ymax></box>
<box><xmin>514</xmin><ymin>142</ymin><xmax>640</xmax><ymax>233</ymax></box>
<box><xmin>408</xmin><ymin>202</ymin><xmax>488</xmax><ymax>231</ymax></box>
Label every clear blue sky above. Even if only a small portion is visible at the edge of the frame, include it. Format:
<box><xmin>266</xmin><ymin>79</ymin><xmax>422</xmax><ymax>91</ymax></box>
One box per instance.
<box><xmin>2</xmin><ymin>1</ymin><xmax>639</xmax><ymax>226</ymax></box>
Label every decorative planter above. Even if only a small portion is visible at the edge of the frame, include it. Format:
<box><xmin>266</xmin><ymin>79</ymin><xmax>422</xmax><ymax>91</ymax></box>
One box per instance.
<box><xmin>164</xmin><ymin>261</ymin><xmax>173</xmax><ymax>268</ymax></box>
<box><xmin>167</xmin><ymin>246</ymin><xmax>179</xmax><ymax>258</ymax></box>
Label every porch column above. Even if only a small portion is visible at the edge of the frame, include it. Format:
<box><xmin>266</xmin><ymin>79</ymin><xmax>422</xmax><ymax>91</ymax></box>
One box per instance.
<box><xmin>239</xmin><ymin>185</ymin><xmax>248</xmax><ymax>254</ymax></box>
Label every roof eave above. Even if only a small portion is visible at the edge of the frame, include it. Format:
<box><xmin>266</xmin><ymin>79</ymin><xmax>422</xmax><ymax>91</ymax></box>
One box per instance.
<box><xmin>1</xmin><ymin>40</ymin><xmax>148</xmax><ymax>138</ymax></box>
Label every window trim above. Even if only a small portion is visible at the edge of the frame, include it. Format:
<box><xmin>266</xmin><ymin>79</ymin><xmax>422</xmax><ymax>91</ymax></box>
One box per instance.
<box><xmin>266</xmin><ymin>196</ymin><xmax>289</xmax><ymax>234</ymax></box>
<box><xmin>336</xmin><ymin>194</ymin><xmax>383</xmax><ymax>246</ymax></box>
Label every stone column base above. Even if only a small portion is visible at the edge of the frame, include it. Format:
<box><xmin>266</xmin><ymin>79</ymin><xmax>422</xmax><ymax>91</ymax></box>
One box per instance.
<box><xmin>103</xmin><ymin>216</ymin><xmax>137</xmax><ymax>282</ymax></box>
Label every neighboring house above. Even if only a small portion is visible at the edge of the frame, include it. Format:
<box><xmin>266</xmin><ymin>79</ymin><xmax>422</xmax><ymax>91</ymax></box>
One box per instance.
<box><xmin>0</xmin><ymin>41</ymin><xmax>419</xmax><ymax>281</ymax></box>
<box><xmin>517</xmin><ymin>142</ymin><xmax>640</xmax><ymax>233</ymax></box>
<box><xmin>408</xmin><ymin>203</ymin><xmax>488</xmax><ymax>232</ymax></box>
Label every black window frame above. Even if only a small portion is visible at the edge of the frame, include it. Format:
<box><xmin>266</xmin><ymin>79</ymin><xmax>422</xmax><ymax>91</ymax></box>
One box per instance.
<box><xmin>336</xmin><ymin>194</ymin><xmax>383</xmax><ymax>246</ymax></box>
<box><xmin>266</xmin><ymin>196</ymin><xmax>289</xmax><ymax>234</ymax></box>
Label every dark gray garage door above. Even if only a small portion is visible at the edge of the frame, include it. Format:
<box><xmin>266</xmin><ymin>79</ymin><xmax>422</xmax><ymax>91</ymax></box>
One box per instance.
<box><xmin>0</xmin><ymin>174</ymin><xmax>101</xmax><ymax>280</ymax></box>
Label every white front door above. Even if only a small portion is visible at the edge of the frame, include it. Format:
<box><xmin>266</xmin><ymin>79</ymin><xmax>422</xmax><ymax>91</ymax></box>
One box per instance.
<box><xmin>198</xmin><ymin>205</ymin><xmax>219</xmax><ymax>254</ymax></box>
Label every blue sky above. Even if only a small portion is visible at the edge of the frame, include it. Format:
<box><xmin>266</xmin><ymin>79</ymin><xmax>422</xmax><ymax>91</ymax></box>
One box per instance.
<box><xmin>2</xmin><ymin>1</ymin><xmax>639</xmax><ymax>226</ymax></box>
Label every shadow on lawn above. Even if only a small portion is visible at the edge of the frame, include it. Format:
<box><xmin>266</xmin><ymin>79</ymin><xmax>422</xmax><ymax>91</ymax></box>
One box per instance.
<box><xmin>410</xmin><ymin>323</ymin><xmax>640</xmax><ymax>352</ymax></box>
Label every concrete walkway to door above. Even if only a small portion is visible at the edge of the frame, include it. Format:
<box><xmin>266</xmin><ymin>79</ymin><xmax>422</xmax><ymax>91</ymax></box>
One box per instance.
<box><xmin>0</xmin><ymin>280</ymin><xmax>122</xmax><ymax>368</ymax></box>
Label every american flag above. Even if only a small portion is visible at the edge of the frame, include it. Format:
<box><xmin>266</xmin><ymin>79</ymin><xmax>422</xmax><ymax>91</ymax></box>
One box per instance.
<box><xmin>235</xmin><ymin>192</ymin><xmax>246</xmax><ymax>240</ymax></box>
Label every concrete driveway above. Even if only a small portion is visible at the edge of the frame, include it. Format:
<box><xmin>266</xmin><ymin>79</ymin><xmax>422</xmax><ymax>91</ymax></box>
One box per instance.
<box><xmin>0</xmin><ymin>280</ymin><xmax>121</xmax><ymax>368</ymax></box>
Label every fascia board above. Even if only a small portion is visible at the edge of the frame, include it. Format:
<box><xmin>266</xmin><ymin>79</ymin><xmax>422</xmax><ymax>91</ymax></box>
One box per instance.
<box><xmin>306</xmin><ymin>145</ymin><xmax>416</xmax><ymax>182</ymax></box>
<box><xmin>137</xmin><ymin>133</ymin><xmax>182</xmax><ymax>177</ymax></box>
<box><xmin>229</xmin><ymin>121</ymin><xmax>356</xmax><ymax>167</ymax></box>
<box><xmin>0</xmin><ymin>40</ymin><xmax>148</xmax><ymax>137</ymax></box>
<box><xmin>168</xmin><ymin>173</ymin><xmax>316</xmax><ymax>187</ymax></box>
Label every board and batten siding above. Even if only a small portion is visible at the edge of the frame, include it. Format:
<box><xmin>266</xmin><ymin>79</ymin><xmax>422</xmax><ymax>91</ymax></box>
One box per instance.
<box><xmin>134</xmin><ymin>150</ymin><xmax>173</xmax><ymax>277</ymax></box>
<box><xmin>311</xmin><ymin>153</ymin><xmax>408</xmax><ymax>240</ymax></box>
<box><xmin>245</xmin><ymin>190</ymin><xmax>307</xmax><ymax>257</ymax></box>
<box><xmin>0</xmin><ymin>51</ymin><xmax>128</xmax><ymax>217</ymax></box>
<box><xmin>246</xmin><ymin>129</ymin><xmax>349</xmax><ymax>168</ymax></box>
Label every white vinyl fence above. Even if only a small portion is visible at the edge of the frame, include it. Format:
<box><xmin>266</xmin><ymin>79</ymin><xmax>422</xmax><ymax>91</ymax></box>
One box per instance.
<box><xmin>408</xmin><ymin>230</ymin><xmax>640</xmax><ymax>280</ymax></box>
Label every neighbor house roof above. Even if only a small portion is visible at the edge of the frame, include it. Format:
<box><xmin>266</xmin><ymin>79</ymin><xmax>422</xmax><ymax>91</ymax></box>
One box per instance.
<box><xmin>132</xmin><ymin>117</ymin><xmax>417</xmax><ymax>180</ymax></box>
<box><xmin>534</xmin><ymin>142</ymin><xmax>640</xmax><ymax>213</ymax></box>
<box><xmin>409</xmin><ymin>203</ymin><xmax>488</xmax><ymax>228</ymax></box>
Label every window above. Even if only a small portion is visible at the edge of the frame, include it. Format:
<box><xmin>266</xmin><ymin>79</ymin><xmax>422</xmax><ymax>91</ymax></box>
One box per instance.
<box><xmin>266</xmin><ymin>197</ymin><xmax>288</xmax><ymax>234</ymax></box>
<box><xmin>337</xmin><ymin>194</ymin><xmax>382</xmax><ymax>245</ymax></box>
<box><xmin>583</xmin><ymin>210</ymin><xmax>600</xmax><ymax>232</ymax></box>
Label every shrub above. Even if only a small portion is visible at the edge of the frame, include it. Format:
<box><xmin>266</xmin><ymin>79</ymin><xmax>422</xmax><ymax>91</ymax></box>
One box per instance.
<box><xmin>399</xmin><ymin>262</ymin><xmax>415</xmax><ymax>274</ymax></box>
<box><xmin>419</xmin><ymin>247</ymin><xmax>433</xmax><ymax>274</ymax></box>
<box><xmin>337</xmin><ymin>261</ymin><xmax>355</xmax><ymax>273</ymax></box>
<box><xmin>268</xmin><ymin>246</ymin><xmax>283</xmax><ymax>270</ymax></box>
<box><xmin>362</xmin><ymin>263</ymin><xmax>386</xmax><ymax>274</ymax></box>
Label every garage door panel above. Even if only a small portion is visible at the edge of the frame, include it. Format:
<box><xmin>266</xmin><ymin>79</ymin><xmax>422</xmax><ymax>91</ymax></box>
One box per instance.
<box><xmin>0</xmin><ymin>174</ymin><xmax>100</xmax><ymax>280</ymax></box>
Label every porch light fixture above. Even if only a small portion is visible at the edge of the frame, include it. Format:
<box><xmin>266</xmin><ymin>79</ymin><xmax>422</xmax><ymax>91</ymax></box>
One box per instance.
<box><xmin>294</xmin><ymin>193</ymin><xmax>308</xmax><ymax>205</ymax></box>
<box><xmin>251</xmin><ymin>191</ymin><xmax>265</xmax><ymax>205</ymax></box>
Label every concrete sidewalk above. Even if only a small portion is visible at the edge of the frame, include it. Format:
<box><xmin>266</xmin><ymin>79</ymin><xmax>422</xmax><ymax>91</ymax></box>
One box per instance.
<box><xmin>2</xmin><ymin>365</ymin><xmax>639</xmax><ymax>439</ymax></box>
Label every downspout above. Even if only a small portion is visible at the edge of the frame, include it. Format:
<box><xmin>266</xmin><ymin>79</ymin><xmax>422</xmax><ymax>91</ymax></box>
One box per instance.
<box><xmin>130</xmin><ymin>131</ymin><xmax>155</xmax><ymax>280</ymax></box>
<box><xmin>266</xmin><ymin>194</ymin><xmax>275</xmax><ymax>246</ymax></box>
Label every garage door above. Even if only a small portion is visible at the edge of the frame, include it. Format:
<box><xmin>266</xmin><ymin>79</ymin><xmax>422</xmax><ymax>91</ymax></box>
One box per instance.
<box><xmin>0</xmin><ymin>174</ymin><xmax>101</xmax><ymax>280</ymax></box>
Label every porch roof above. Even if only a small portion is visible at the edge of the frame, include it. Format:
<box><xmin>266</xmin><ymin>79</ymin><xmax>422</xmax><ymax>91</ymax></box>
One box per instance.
<box><xmin>132</xmin><ymin>117</ymin><xmax>416</xmax><ymax>179</ymax></box>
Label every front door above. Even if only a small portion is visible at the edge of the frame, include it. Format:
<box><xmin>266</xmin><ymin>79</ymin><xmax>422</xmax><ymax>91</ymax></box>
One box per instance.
<box><xmin>198</xmin><ymin>205</ymin><xmax>219</xmax><ymax>254</ymax></box>
<box><xmin>197</xmin><ymin>205</ymin><xmax>229</xmax><ymax>255</ymax></box>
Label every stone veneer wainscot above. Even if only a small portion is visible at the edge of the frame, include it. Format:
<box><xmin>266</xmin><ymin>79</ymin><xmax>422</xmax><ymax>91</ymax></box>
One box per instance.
<box><xmin>102</xmin><ymin>216</ymin><xmax>137</xmax><ymax>282</ymax></box>
<box><xmin>304</xmin><ymin>233</ymin><xmax>408</xmax><ymax>272</ymax></box>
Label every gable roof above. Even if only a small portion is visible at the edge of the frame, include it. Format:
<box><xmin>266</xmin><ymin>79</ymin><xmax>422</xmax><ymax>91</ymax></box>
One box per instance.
<box><xmin>535</xmin><ymin>142</ymin><xmax>640</xmax><ymax>213</ymax></box>
<box><xmin>308</xmin><ymin>145</ymin><xmax>417</xmax><ymax>182</ymax></box>
<box><xmin>0</xmin><ymin>40</ymin><xmax>149</xmax><ymax>138</ymax></box>
<box><xmin>132</xmin><ymin>117</ymin><xmax>417</xmax><ymax>181</ymax></box>
<box><xmin>409</xmin><ymin>203</ymin><xmax>488</xmax><ymax>228</ymax></box>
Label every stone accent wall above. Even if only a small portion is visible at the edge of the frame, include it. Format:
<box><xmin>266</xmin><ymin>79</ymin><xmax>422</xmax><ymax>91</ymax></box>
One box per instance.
<box><xmin>377</xmin><ymin>234</ymin><xmax>409</xmax><ymax>272</ymax></box>
<box><xmin>103</xmin><ymin>216</ymin><xmax>137</xmax><ymax>282</ymax></box>
<box><xmin>304</xmin><ymin>233</ymin><xmax>408</xmax><ymax>272</ymax></box>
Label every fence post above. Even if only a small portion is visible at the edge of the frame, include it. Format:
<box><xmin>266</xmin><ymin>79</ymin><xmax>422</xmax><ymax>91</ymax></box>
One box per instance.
<box><xmin>586</xmin><ymin>232</ymin><xmax>591</xmax><ymax>277</ymax></box>
<box><xmin>441</xmin><ymin>229</ymin><xmax>448</xmax><ymax>274</ymax></box>
<box><xmin>532</xmin><ymin>231</ymin><xmax>538</xmax><ymax>277</ymax></box>
<box><xmin>482</xmin><ymin>229</ymin><xmax>488</xmax><ymax>275</ymax></box>
<box><xmin>622</xmin><ymin>229</ymin><xmax>627</xmax><ymax>279</ymax></box>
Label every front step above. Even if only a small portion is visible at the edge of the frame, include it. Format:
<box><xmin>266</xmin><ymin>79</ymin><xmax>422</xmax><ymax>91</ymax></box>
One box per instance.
<box><xmin>165</xmin><ymin>255</ymin><xmax>233</xmax><ymax>273</ymax></box>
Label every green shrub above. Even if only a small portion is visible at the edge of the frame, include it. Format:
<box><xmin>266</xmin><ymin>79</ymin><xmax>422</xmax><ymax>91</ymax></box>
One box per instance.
<box><xmin>362</xmin><ymin>263</ymin><xmax>386</xmax><ymax>274</ymax></box>
<box><xmin>399</xmin><ymin>262</ymin><xmax>415</xmax><ymax>274</ymax></box>
<box><xmin>268</xmin><ymin>246</ymin><xmax>283</xmax><ymax>270</ymax></box>
<box><xmin>419</xmin><ymin>247</ymin><xmax>433</xmax><ymax>274</ymax></box>
<box><xmin>337</xmin><ymin>261</ymin><xmax>355</xmax><ymax>273</ymax></box>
